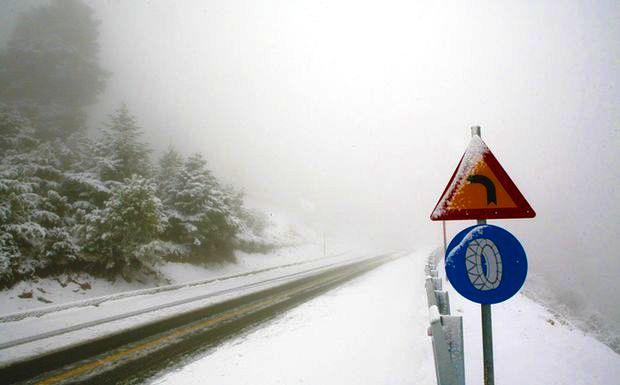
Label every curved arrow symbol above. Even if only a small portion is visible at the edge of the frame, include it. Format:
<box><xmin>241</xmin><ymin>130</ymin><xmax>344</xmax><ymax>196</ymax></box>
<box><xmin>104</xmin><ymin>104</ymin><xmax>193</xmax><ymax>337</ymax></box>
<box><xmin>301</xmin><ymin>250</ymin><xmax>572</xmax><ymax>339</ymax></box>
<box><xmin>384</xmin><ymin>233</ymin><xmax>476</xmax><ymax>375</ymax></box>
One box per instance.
<box><xmin>467</xmin><ymin>175</ymin><xmax>497</xmax><ymax>204</ymax></box>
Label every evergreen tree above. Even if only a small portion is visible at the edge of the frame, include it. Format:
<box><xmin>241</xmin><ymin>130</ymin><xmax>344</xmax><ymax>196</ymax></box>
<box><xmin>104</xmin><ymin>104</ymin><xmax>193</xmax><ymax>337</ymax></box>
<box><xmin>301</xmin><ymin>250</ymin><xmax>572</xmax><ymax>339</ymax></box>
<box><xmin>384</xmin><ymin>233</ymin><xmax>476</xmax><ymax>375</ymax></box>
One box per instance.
<box><xmin>0</xmin><ymin>103</ymin><xmax>38</xmax><ymax>154</ymax></box>
<box><xmin>172</xmin><ymin>153</ymin><xmax>219</xmax><ymax>216</ymax></box>
<box><xmin>58</xmin><ymin>132</ymin><xmax>111</xmax><ymax>208</ymax></box>
<box><xmin>0</xmin><ymin>2</ymin><xmax>274</xmax><ymax>285</ymax></box>
<box><xmin>0</xmin><ymin>107</ymin><xmax>83</xmax><ymax>286</ymax></box>
<box><xmin>96</xmin><ymin>104</ymin><xmax>152</xmax><ymax>182</ymax></box>
<box><xmin>81</xmin><ymin>176</ymin><xmax>167</xmax><ymax>276</ymax></box>
<box><xmin>0</xmin><ymin>0</ymin><xmax>107</xmax><ymax>139</ymax></box>
<box><xmin>164</xmin><ymin>153</ymin><xmax>240</xmax><ymax>261</ymax></box>
<box><xmin>157</xmin><ymin>146</ymin><xmax>184</xmax><ymax>203</ymax></box>
<box><xmin>1</xmin><ymin>107</ymin><xmax>46</xmax><ymax>285</ymax></box>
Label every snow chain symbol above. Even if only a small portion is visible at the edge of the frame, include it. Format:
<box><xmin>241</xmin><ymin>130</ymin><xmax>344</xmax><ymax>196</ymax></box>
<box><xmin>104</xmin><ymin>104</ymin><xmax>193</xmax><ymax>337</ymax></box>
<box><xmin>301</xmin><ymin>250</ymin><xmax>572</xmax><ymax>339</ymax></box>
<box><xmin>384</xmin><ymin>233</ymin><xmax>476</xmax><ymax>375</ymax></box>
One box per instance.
<box><xmin>466</xmin><ymin>238</ymin><xmax>503</xmax><ymax>291</ymax></box>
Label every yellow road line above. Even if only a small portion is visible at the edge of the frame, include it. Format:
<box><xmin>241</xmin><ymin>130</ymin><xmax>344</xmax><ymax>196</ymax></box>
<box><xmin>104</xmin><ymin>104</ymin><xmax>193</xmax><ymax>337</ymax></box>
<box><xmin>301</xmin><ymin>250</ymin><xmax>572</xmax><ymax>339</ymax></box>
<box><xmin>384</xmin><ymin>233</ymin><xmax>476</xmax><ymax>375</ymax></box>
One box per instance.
<box><xmin>35</xmin><ymin>268</ymin><xmax>355</xmax><ymax>385</ymax></box>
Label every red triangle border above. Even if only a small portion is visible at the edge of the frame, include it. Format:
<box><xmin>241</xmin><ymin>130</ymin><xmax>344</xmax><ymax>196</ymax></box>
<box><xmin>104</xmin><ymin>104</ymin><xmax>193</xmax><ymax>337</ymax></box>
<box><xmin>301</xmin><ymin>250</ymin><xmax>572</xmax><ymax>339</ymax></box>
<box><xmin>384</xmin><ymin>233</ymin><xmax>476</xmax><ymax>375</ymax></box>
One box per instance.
<box><xmin>430</xmin><ymin>148</ymin><xmax>535</xmax><ymax>221</ymax></box>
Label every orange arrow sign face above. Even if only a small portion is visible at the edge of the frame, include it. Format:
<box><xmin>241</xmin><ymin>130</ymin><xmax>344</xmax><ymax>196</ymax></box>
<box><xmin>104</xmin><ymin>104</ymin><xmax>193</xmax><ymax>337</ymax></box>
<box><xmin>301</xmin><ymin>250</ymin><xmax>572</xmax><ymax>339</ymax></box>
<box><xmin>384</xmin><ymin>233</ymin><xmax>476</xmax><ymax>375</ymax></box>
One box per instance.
<box><xmin>430</xmin><ymin>136</ymin><xmax>535</xmax><ymax>220</ymax></box>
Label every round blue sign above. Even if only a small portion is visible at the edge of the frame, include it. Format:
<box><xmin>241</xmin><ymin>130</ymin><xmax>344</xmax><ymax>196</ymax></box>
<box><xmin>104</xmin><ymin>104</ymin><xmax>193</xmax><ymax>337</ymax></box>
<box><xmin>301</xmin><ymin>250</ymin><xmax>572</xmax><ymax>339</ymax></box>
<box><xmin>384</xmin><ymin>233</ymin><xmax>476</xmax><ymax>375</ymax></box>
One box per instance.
<box><xmin>445</xmin><ymin>224</ymin><xmax>527</xmax><ymax>304</ymax></box>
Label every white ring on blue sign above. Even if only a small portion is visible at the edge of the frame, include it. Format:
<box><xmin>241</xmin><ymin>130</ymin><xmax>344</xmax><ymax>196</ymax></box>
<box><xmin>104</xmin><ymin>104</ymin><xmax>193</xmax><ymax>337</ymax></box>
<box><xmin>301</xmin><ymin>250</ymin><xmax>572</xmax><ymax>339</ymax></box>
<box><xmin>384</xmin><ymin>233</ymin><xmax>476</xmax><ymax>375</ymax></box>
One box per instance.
<box><xmin>445</xmin><ymin>224</ymin><xmax>527</xmax><ymax>304</ymax></box>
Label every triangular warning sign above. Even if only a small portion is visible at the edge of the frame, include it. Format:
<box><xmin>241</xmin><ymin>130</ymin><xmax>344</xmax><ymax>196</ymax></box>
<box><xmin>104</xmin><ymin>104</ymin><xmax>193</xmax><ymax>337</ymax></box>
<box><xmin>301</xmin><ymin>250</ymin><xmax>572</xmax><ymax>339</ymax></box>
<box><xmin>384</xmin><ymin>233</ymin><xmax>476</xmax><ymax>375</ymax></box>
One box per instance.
<box><xmin>430</xmin><ymin>135</ymin><xmax>535</xmax><ymax>220</ymax></box>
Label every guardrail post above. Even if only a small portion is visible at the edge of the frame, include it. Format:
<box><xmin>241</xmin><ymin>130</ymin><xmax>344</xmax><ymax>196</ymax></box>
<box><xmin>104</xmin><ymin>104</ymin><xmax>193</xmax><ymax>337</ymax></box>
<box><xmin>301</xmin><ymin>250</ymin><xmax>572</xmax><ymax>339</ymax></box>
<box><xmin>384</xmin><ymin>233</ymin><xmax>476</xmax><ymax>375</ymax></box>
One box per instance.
<box><xmin>425</xmin><ymin>278</ymin><xmax>438</xmax><ymax>307</ymax></box>
<box><xmin>426</xmin><ymin>256</ymin><xmax>465</xmax><ymax>385</ymax></box>
<box><xmin>434</xmin><ymin>290</ymin><xmax>450</xmax><ymax>315</ymax></box>
<box><xmin>441</xmin><ymin>315</ymin><xmax>465</xmax><ymax>384</ymax></box>
<box><xmin>432</xmin><ymin>277</ymin><xmax>442</xmax><ymax>290</ymax></box>
<box><xmin>429</xmin><ymin>309</ymin><xmax>465</xmax><ymax>385</ymax></box>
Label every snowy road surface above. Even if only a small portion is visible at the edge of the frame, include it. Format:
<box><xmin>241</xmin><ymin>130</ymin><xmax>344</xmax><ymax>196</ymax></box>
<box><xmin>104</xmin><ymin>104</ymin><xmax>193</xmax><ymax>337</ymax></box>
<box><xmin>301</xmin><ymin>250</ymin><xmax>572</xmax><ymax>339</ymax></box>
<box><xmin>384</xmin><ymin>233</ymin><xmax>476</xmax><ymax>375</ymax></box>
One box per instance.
<box><xmin>0</xmin><ymin>253</ymin><xmax>375</xmax><ymax>368</ymax></box>
<box><xmin>1</xmin><ymin>253</ymin><xmax>394</xmax><ymax>384</ymax></box>
<box><xmin>148</xmin><ymin>251</ymin><xmax>437</xmax><ymax>385</ymax></box>
<box><xmin>148</xmin><ymin>250</ymin><xmax>620</xmax><ymax>385</ymax></box>
<box><xmin>2</xmin><ymin>249</ymin><xmax>619</xmax><ymax>384</ymax></box>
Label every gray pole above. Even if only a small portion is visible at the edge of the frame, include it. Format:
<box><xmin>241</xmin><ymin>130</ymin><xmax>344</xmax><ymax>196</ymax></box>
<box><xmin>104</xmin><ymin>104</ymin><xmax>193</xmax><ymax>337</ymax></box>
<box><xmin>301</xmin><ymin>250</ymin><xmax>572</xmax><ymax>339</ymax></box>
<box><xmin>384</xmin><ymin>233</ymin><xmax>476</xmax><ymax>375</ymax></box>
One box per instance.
<box><xmin>323</xmin><ymin>232</ymin><xmax>326</xmax><ymax>258</ymax></box>
<box><xmin>442</xmin><ymin>221</ymin><xmax>448</xmax><ymax>256</ymax></box>
<box><xmin>472</xmin><ymin>125</ymin><xmax>494</xmax><ymax>385</ymax></box>
<box><xmin>478</xmin><ymin>218</ymin><xmax>494</xmax><ymax>385</ymax></box>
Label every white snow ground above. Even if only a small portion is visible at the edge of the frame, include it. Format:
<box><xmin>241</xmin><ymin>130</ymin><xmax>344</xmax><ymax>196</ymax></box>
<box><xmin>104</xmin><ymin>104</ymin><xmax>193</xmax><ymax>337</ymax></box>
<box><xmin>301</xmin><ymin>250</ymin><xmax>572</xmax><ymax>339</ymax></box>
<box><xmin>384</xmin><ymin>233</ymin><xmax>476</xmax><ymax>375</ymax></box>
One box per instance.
<box><xmin>443</xmin><ymin>267</ymin><xmax>620</xmax><ymax>384</ymax></box>
<box><xmin>148</xmin><ymin>250</ymin><xmax>620</xmax><ymax>385</ymax></box>
<box><xmin>0</xmin><ymin>250</ymin><xmax>376</xmax><ymax>367</ymax></box>
<box><xmin>148</xmin><ymin>250</ymin><xmax>436</xmax><ymax>385</ymax></box>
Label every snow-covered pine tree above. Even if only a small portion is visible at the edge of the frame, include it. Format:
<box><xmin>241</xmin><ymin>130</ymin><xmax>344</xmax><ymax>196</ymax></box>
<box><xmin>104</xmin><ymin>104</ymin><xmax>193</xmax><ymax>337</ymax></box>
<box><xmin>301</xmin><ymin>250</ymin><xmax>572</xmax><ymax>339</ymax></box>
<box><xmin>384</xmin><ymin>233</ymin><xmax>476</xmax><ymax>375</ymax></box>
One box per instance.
<box><xmin>163</xmin><ymin>153</ymin><xmax>240</xmax><ymax>262</ymax></box>
<box><xmin>224</xmin><ymin>187</ymin><xmax>278</xmax><ymax>253</ymax></box>
<box><xmin>157</xmin><ymin>146</ymin><xmax>184</xmax><ymax>202</ymax></box>
<box><xmin>96</xmin><ymin>104</ymin><xmax>152</xmax><ymax>183</ymax></box>
<box><xmin>0</xmin><ymin>103</ymin><xmax>38</xmax><ymax>154</ymax></box>
<box><xmin>60</xmin><ymin>132</ymin><xmax>112</xmax><ymax>210</ymax></box>
<box><xmin>81</xmin><ymin>176</ymin><xmax>168</xmax><ymax>277</ymax></box>
<box><xmin>0</xmin><ymin>0</ymin><xmax>107</xmax><ymax>140</ymax></box>
<box><xmin>1</xmin><ymin>106</ymin><xmax>45</xmax><ymax>286</ymax></box>
<box><xmin>0</xmin><ymin>106</ymin><xmax>81</xmax><ymax>286</ymax></box>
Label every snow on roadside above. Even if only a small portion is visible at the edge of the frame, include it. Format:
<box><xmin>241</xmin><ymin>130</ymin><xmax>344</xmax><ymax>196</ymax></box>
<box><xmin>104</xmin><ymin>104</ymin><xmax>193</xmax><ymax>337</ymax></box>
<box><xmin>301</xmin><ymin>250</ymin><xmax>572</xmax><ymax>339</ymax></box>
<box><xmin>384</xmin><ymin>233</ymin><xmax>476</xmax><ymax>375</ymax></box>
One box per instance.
<box><xmin>148</xmin><ymin>248</ymin><xmax>620</xmax><ymax>385</ymax></box>
<box><xmin>441</xmin><ymin>264</ymin><xmax>620</xmax><ymax>385</ymax></box>
<box><xmin>0</xmin><ymin>241</ymin><xmax>358</xmax><ymax>316</ymax></box>
<box><xmin>0</xmin><ymin>253</ymin><xmax>385</xmax><ymax>367</ymax></box>
<box><xmin>0</xmin><ymin>272</ymin><xmax>149</xmax><ymax>314</ymax></box>
<box><xmin>147</xmin><ymin>251</ymin><xmax>437</xmax><ymax>385</ymax></box>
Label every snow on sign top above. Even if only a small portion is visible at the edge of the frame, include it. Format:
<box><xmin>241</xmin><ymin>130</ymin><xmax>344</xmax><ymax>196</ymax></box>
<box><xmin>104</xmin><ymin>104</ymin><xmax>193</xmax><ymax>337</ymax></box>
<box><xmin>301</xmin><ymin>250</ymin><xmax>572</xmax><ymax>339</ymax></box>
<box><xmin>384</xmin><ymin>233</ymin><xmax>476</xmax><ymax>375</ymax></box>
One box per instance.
<box><xmin>430</xmin><ymin>135</ymin><xmax>535</xmax><ymax>220</ymax></box>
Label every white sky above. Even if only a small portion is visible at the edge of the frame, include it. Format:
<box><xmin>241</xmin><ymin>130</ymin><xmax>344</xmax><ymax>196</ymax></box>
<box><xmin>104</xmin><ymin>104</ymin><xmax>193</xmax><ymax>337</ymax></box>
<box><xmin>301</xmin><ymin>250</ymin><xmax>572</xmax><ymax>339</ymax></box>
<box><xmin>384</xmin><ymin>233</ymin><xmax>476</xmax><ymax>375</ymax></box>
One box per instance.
<box><xmin>2</xmin><ymin>0</ymin><xmax>619</xmax><ymax>328</ymax></box>
<box><xmin>89</xmin><ymin>0</ymin><xmax>620</xmax><ymax>325</ymax></box>
<box><xmin>89</xmin><ymin>1</ymin><xmax>619</xmax><ymax>237</ymax></box>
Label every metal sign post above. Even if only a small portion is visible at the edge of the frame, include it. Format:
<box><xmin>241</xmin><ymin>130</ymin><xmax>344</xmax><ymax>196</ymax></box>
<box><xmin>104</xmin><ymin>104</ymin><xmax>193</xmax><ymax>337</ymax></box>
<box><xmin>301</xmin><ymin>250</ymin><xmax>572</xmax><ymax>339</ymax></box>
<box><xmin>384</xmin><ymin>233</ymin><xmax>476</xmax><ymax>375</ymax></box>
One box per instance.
<box><xmin>477</xmin><ymin>217</ymin><xmax>494</xmax><ymax>385</ymax></box>
<box><xmin>473</xmin><ymin>127</ymin><xmax>494</xmax><ymax>385</ymax></box>
<box><xmin>481</xmin><ymin>303</ymin><xmax>494</xmax><ymax>385</ymax></box>
<box><xmin>323</xmin><ymin>232</ymin><xmax>327</xmax><ymax>257</ymax></box>
<box><xmin>442</xmin><ymin>221</ymin><xmax>448</xmax><ymax>255</ymax></box>
<box><xmin>472</xmin><ymin>128</ymin><xmax>495</xmax><ymax>385</ymax></box>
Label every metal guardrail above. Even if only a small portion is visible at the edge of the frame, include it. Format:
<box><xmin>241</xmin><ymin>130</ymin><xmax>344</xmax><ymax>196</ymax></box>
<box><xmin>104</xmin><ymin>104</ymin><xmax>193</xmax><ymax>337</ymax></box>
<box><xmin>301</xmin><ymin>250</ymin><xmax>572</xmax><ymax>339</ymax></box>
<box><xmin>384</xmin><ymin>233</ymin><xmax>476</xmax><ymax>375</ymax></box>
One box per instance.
<box><xmin>425</xmin><ymin>251</ymin><xmax>465</xmax><ymax>385</ymax></box>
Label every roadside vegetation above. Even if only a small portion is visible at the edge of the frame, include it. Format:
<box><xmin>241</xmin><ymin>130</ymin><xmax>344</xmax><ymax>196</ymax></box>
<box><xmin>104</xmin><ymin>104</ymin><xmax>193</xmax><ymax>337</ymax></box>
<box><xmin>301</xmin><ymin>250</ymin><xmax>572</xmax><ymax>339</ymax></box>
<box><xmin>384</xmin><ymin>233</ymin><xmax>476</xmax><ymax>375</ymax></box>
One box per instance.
<box><xmin>0</xmin><ymin>0</ymin><xmax>273</xmax><ymax>288</ymax></box>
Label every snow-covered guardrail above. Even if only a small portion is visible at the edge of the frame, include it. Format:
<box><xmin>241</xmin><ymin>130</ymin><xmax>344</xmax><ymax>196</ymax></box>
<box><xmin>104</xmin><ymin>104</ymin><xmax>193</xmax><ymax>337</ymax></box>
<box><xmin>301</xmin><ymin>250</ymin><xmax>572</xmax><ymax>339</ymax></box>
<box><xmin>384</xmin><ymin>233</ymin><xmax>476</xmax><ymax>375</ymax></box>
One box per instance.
<box><xmin>425</xmin><ymin>251</ymin><xmax>465</xmax><ymax>385</ymax></box>
<box><xmin>0</xmin><ymin>252</ymin><xmax>354</xmax><ymax>324</ymax></box>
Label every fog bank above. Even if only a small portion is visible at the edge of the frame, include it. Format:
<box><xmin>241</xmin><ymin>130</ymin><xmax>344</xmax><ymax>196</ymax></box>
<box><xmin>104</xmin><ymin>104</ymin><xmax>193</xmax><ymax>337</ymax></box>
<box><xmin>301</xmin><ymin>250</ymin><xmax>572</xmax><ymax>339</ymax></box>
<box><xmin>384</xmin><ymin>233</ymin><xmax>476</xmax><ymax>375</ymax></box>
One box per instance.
<box><xmin>2</xmin><ymin>0</ymin><xmax>619</xmax><ymax>343</ymax></box>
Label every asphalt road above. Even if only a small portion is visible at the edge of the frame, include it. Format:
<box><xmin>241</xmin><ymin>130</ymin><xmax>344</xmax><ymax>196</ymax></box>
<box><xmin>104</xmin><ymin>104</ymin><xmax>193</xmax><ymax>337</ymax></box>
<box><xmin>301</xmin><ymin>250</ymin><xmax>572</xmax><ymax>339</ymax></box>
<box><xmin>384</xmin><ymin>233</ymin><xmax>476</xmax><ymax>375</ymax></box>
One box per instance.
<box><xmin>3</xmin><ymin>253</ymin><xmax>396</xmax><ymax>385</ymax></box>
